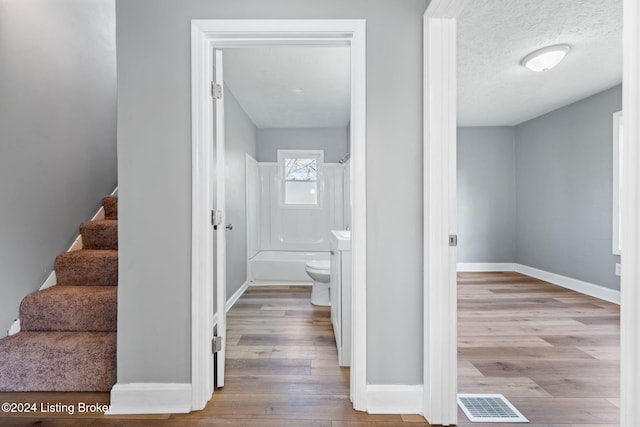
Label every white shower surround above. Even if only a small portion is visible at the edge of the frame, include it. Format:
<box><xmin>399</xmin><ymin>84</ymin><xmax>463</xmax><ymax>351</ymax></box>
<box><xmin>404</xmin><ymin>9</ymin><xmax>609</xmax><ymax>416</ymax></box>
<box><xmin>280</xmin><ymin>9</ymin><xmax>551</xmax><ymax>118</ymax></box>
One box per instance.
<box><xmin>246</xmin><ymin>158</ymin><xmax>347</xmax><ymax>284</ymax></box>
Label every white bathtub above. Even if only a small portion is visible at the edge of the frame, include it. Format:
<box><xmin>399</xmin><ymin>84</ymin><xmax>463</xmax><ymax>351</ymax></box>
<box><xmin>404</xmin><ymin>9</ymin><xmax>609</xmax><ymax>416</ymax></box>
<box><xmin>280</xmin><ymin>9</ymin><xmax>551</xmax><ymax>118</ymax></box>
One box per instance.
<box><xmin>248</xmin><ymin>251</ymin><xmax>330</xmax><ymax>284</ymax></box>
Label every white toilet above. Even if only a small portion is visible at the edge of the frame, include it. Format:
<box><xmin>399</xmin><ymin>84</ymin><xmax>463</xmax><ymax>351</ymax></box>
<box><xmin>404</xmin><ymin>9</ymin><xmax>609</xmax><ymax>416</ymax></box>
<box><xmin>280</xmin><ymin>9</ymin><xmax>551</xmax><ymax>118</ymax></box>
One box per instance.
<box><xmin>305</xmin><ymin>260</ymin><xmax>331</xmax><ymax>306</ymax></box>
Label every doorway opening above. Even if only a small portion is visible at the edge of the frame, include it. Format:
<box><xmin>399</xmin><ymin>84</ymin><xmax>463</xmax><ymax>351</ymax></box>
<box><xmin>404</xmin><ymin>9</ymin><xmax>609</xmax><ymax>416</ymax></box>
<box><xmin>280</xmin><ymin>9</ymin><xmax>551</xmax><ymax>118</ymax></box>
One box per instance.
<box><xmin>190</xmin><ymin>20</ymin><xmax>367</xmax><ymax>412</ymax></box>
<box><xmin>424</xmin><ymin>0</ymin><xmax>639</xmax><ymax>425</ymax></box>
<box><xmin>220</xmin><ymin>43</ymin><xmax>352</xmax><ymax>400</ymax></box>
<box><xmin>455</xmin><ymin>1</ymin><xmax>622</xmax><ymax>424</ymax></box>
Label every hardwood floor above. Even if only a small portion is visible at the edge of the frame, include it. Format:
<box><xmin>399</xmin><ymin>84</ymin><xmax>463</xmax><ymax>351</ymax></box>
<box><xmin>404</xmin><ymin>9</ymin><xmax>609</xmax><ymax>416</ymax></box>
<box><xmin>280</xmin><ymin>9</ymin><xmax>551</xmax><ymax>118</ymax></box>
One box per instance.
<box><xmin>195</xmin><ymin>285</ymin><xmax>425</xmax><ymax>426</ymax></box>
<box><xmin>457</xmin><ymin>272</ymin><xmax>620</xmax><ymax>426</ymax></box>
<box><xmin>0</xmin><ymin>275</ymin><xmax>621</xmax><ymax>426</ymax></box>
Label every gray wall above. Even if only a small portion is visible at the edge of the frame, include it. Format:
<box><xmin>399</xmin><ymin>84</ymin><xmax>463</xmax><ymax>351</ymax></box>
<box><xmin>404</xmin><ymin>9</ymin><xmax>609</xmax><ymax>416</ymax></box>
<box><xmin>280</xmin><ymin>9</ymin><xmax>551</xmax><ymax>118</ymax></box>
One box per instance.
<box><xmin>225</xmin><ymin>86</ymin><xmax>257</xmax><ymax>300</ymax></box>
<box><xmin>257</xmin><ymin>128</ymin><xmax>348</xmax><ymax>163</ymax></box>
<box><xmin>0</xmin><ymin>0</ymin><xmax>117</xmax><ymax>333</ymax></box>
<box><xmin>457</xmin><ymin>127</ymin><xmax>517</xmax><ymax>263</ymax></box>
<box><xmin>116</xmin><ymin>0</ymin><xmax>427</xmax><ymax>385</ymax></box>
<box><xmin>516</xmin><ymin>85</ymin><xmax>622</xmax><ymax>290</ymax></box>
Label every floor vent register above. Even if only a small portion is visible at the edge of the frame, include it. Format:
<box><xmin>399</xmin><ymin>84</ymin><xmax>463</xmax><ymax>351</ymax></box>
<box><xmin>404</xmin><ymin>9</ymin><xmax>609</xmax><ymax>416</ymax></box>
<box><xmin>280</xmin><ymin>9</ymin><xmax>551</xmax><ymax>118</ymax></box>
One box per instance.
<box><xmin>457</xmin><ymin>394</ymin><xmax>528</xmax><ymax>423</ymax></box>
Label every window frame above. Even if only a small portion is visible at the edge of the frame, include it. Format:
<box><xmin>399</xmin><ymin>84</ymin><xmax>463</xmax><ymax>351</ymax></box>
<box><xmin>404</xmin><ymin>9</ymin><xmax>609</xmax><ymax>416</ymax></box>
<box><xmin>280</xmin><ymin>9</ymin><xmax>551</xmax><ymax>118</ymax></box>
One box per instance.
<box><xmin>277</xmin><ymin>149</ymin><xmax>324</xmax><ymax>209</ymax></box>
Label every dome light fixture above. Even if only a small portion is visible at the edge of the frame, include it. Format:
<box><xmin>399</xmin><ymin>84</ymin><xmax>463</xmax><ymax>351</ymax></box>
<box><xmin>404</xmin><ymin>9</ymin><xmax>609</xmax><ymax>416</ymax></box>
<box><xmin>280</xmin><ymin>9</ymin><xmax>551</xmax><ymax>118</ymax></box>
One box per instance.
<box><xmin>521</xmin><ymin>44</ymin><xmax>571</xmax><ymax>72</ymax></box>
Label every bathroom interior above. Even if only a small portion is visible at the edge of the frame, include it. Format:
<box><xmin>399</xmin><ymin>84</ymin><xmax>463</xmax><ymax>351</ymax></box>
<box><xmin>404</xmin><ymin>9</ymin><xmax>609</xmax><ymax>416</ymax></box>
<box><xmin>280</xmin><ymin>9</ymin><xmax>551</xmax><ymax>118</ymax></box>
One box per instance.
<box><xmin>220</xmin><ymin>46</ymin><xmax>353</xmax><ymax>366</ymax></box>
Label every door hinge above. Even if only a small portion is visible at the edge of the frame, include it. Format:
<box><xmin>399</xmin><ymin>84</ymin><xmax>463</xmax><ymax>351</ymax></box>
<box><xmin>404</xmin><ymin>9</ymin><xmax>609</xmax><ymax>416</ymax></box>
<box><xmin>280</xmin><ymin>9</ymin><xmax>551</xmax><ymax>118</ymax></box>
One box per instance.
<box><xmin>212</xmin><ymin>335</ymin><xmax>223</xmax><ymax>353</ymax></box>
<box><xmin>211</xmin><ymin>210</ymin><xmax>222</xmax><ymax>229</ymax></box>
<box><xmin>211</xmin><ymin>82</ymin><xmax>222</xmax><ymax>99</ymax></box>
<box><xmin>449</xmin><ymin>234</ymin><xmax>458</xmax><ymax>247</ymax></box>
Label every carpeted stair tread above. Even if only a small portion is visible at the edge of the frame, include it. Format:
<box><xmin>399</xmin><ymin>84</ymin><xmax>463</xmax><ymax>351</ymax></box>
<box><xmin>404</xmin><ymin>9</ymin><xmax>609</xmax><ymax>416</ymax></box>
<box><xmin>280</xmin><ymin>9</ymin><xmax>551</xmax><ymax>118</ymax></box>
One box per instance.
<box><xmin>20</xmin><ymin>286</ymin><xmax>117</xmax><ymax>332</ymax></box>
<box><xmin>55</xmin><ymin>250</ymin><xmax>117</xmax><ymax>286</ymax></box>
<box><xmin>102</xmin><ymin>196</ymin><xmax>118</xmax><ymax>220</ymax></box>
<box><xmin>0</xmin><ymin>194</ymin><xmax>118</xmax><ymax>393</ymax></box>
<box><xmin>0</xmin><ymin>331</ymin><xmax>116</xmax><ymax>392</ymax></box>
<box><xmin>81</xmin><ymin>220</ymin><xmax>118</xmax><ymax>250</ymax></box>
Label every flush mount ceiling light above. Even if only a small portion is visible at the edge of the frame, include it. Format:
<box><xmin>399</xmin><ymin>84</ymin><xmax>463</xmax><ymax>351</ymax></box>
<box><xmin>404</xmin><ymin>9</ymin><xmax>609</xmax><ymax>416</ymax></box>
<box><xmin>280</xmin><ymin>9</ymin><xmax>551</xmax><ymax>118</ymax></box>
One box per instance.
<box><xmin>521</xmin><ymin>44</ymin><xmax>571</xmax><ymax>72</ymax></box>
<box><xmin>291</xmin><ymin>88</ymin><xmax>304</xmax><ymax>95</ymax></box>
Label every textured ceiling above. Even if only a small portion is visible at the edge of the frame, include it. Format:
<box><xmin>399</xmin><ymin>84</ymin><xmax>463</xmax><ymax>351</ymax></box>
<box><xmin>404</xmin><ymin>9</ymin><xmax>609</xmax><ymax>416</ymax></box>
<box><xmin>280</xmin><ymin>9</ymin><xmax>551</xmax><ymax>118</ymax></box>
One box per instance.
<box><xmin>457</xmin><ymin>0</ymin><xmax>622</xmax><ymax>126</ymax></box>
<box><xmin>223</xmin><ymin>47</ymin><xmax>350</xmax><ymax>129</ymax></box>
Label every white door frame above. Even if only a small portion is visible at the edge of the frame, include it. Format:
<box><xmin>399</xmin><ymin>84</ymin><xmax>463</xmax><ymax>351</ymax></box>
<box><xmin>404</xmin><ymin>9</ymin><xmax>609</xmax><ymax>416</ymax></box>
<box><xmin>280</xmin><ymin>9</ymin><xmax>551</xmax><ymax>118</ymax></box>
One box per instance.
<box><xmin>621</xmin><ymin>1</ymin><xmax>640</xmax><ymax>425</ymax></box>
<box><xmin>423</xmin><ymin>1</ymin><xmax>469</xmax><ymax>424</ymax></box>
<box><xmin>423</xmin><ymin>0</ymin><xmax>640</xmax><ymax>425</ymax></box>
<box><xmin>423</xmin><ymin>8</ymin><xmax>459</xmax><ymax>415</ymax></box>
<box><xmin>190</xmin><ymin>19</ymin><xmax>368</xmax><ymax>412</ymax></box>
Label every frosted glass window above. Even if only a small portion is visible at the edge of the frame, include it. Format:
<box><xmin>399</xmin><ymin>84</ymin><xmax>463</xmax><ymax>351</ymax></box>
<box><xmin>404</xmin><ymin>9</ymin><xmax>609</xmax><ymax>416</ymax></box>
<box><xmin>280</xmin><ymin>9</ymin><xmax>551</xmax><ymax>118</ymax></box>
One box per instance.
<box><xmin>278</xmin><ymin>150</ymin><xmax>324</xmax><ymax>206</ymax></box>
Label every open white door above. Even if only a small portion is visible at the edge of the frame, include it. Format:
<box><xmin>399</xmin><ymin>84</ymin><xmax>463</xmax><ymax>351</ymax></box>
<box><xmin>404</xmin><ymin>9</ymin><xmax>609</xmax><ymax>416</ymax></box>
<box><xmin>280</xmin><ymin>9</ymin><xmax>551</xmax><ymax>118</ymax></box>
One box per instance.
<box><xmin>213</xmin><ymin>49</ymin><xmax>227</xmax><ymax>388</ymax></box>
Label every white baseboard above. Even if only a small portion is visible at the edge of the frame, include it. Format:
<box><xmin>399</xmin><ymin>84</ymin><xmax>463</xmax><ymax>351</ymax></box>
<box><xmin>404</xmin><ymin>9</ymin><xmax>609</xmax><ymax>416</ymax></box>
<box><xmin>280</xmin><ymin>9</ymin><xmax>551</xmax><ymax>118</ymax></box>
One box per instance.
<box><xmin>226</xmin><ymin>281</ymin><xmax>249</xmax><ymax>312</ymax></box>
<box><xmin>366</xmin><ymin>385</ymin><xmax>423</xmax><ymax>414</ymax></box>
<box><xmin>457</xmin><ymin>262</ymin><xmax>620</xmax><ymax>305</ymax></box>
<box><xmin>7</xmin><ymin>319</ymin><xmax>20</xmax><ymax>336</ymax></box>
<box><xmin>212</xmin><ymin>281</ymin><xmax>250</xmax><ymax>327</ymax></box>
<box><xmin>457</xmin><ymin>262</ymin><xmax>516</xmax><ymax>272</ymax></box>
<box><xmin>40</xmin><ymin>270</ymin><xmax>57</xmax><ymax>290</ymax></box>
<box><xmin>107</xmin><ymin>383</ymin><xmax>191</xmax><ymax>415</ymax></box>
<box><xmin>248</xmin><ymin>281</ymin><xmax>312</xmax><ymax>286</ymax></box>
<box><xmin>515</xmin><ymin>264</ymin><xmax>621</xmax><ymax>305</ymax></box>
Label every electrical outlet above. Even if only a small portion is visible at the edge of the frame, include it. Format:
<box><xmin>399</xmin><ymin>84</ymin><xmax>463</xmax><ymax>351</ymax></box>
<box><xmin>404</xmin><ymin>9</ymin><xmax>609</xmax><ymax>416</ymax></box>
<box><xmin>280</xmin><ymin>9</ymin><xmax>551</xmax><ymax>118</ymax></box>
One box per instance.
<box><xmin>615</xmin><ymin>263</ymin><xmax>621</xmax><ymax>276</ymax></box>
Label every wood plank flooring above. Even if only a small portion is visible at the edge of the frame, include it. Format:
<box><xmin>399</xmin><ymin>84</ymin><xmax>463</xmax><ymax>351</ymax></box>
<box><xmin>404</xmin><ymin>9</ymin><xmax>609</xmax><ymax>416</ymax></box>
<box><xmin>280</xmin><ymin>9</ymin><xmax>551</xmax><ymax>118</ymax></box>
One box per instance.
<box><xmin>457</xmin><ymin>272</ymin><xmax>620</xmax><ymax>426</ymax></box>
<box><xmin>0</xmin><ymin>274</ymin><xmax>621</xmax><ymax>426</ymax></box>
<box><xmin>196</xmin><ymin>285</ymin><xmax>425</xmax><ymax>426</ymax></box>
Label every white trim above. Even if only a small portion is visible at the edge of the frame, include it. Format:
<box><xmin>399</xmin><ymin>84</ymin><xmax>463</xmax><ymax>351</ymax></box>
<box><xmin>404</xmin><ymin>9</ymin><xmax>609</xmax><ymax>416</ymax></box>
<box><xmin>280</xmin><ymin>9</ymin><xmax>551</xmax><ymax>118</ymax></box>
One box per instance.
<box><xmin>514</xmin><ymin>264</ymin><xmax>621</xmax><ymax>305</ymax></box>
<box><xmin>347</xmin><ymin>20</ymin><xmax>368</xmax><ymax>411</ymax></box>
<box><xmin>621</xmin><ymin>0</ymin><xmax>640</xmax><ymax>424</ymax></box>
<box><xmin>211</xmin><ymin>281</ymin><xmax>249</xmax><ymax>328</ymax></box>
<box><xmin>67</xmin><ymin>235</ymin><xmax>84</xmax><ymax>252</ymax></box>
<box><xmin>226</xmin><ymin>281</ymin><xmax>249</xmax><ymax>312</ymax></box>
<box><xmin>190</xmin><ymin>19</ymin><xmax>215</xmax><ymax>411</ymax></box>
<box><xmin>7</xmin><ymin>319</ymin><xmax>20</xmax><ymax>336</ymax></box>
<box><xmin>456</xmin><ymin>263</ymin><xmax>621</xmax><ymax>304</ymax></box>
<box><xmin>190</xmin><ymin>19</ymin><xmax>367</xmax><ymax>413</ymax></box>
<box><xmin>456</xmin><ymin>263</ymin><xmax>516</xmax><ymax>272</ymax></box>
<box><xmin>248</xmin><ymin>281</ymin><xmax>311</xmax><ymax>287</ymax></box>
<box><xmin>423</xmin><ymin>4</ymin><xmax>465</xmax><ymax>424</ymax></box>
<box><xmin>366</xmin><ymin>385</ymin><xmax>423</xmax><ymax>415</ymax></box>
<box><xmin>107</xmin><ymin>383</ymin><xmax>192</xmax><ymax>415</ymax></box>
<box><xmin>40</xmin><ymin>270</ymin><xmax>58</xmax><ymax>290</ymax></box>
<box><xmin>613</xmin><ymin>110</ymin><xmax>623</xmax><ymax>255</ymax></box>
<box><xmin>426</xmin><ymin>0</ymin><xmax>471</xmax><ymax>18</ymax></box>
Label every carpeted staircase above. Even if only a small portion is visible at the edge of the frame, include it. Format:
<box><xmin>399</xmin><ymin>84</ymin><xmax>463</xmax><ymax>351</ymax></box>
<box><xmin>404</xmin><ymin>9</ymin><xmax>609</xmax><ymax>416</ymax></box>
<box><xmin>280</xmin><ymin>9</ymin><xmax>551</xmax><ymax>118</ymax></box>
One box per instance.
<box><xmin>0</xmin><ymin>196</ymin><xmax>118</xmax><ymax>392</ymax></box>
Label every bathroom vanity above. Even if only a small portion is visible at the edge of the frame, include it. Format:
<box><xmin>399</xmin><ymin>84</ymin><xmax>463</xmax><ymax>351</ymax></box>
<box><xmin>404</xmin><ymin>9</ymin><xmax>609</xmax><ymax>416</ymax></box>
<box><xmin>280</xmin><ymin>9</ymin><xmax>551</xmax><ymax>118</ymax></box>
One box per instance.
<box><xmin>329</xmin><ymin>230</ymin><xmax>352</xmax><ymax>366</ymax></box>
